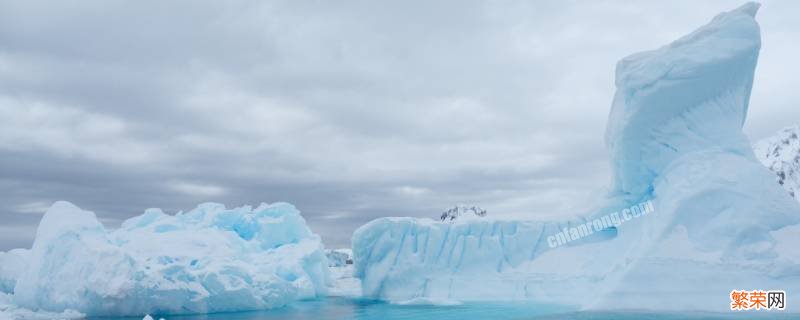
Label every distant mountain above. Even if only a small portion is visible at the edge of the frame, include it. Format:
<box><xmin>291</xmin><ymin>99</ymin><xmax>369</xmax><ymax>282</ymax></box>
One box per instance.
<box><xmin>754</xmin><ymin>125</ymin><xmax>800</xmax><ymax>202</ymax></box>
<box><xmin>440</xmin><ymin>205</ymin><xmax>487</xmax><ymax>221</ymax></box>
<box><xmin>325</xmin><ymin>248</ymin><xmax>353</xmax><ymax>267</ymax></box>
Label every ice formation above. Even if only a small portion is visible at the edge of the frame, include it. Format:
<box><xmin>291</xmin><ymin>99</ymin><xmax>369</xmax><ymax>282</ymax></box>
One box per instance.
<box><xmin>352</xmin><ymin>2</ymin><xmax>800</xmax><ymax>311</ymax></box>
<box><xmin>0</xmin><ymin>249</ymin><xmax>27</xmax><ymax>295</ymax></box>
<box><xmin>5</xmin><ymin>201</ymin><xmax>329</xmax><ymax>316</ymax></box>
<box><xmin>326</xmin><ymin>248</ymin><xmax>361</xmax><ymax>298</ymax></box>
<box><xmin>755</xmin><ymin>125</ymin><xmax>800</xmax><ymax>201</ymax></box>
<box><xmin>0</xmin><ymin>292</ymin><xmax>83</xmax><ymax>320</ymax></box>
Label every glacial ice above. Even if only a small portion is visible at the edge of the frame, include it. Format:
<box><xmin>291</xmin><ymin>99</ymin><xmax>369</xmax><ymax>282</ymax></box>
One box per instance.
<box><xmin>324</xmin><ymin>248</ymin><xmax>362</xmax><ymax>297</ymax></box>
<box><xmin>352</xmin><ymin>2</ymin><xmax>800</xmax><ymax>311</ymax></box>
<box><xmin>0</xmin><ymin>292</ymin><xmax>84</xmax><ymax>320</ymax></box>
<box><xmin>6</xmin><ymin>201</ymin><xmax>330</xmax><ymax>316</ymax></box>
<box><xmin>0</xmin><ymin>249</ymin><xmax>27</xmax><ymax>295</ymax></box>
<box><xmin>320</xmin><ymin>248</ymin><xmax>361</xmax><ymax>297</ymax></box>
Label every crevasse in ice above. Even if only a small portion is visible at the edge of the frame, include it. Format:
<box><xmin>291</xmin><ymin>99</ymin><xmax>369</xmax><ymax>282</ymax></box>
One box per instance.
<box><xmin>352</xmin><ymin>2</ymin><xmax>800</xmax><ymax>311</ymax></box>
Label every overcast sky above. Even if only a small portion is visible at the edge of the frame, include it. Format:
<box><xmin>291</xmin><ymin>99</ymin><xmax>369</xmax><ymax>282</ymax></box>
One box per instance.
<box><xmin>1</xmin><ymin>0</ymin><xmax>798</xmax><ymax>250</ymax></box>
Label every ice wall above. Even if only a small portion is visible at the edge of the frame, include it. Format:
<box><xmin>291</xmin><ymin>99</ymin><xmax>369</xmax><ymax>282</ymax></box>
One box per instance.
<box><xmin>353</xmin><ymin>218</ymin><xmax>551</xmax><ymax>301</ymax></box>
<box><xmin>10</xmin><ymin>201</ymin><xmax>330</xmax><ymax>316</ymax></box>
<box><xmin>605</xmin><ymin>2</ymin><xmax>761</xmax><ymax>197</ymax></box>
<box><xmin>353</xmin><ymin>2</ymin><xmax>800</xmax><ymax>311</ymax></box>
<box><xmin>604</xmin><ymin>0</ymin><xmax>798</xmax><ymax>260</ymax></box>
<box><xmin>353</xmin><ymin>210</ymin><xmax>628</xmax><ymax>304</ymax></box>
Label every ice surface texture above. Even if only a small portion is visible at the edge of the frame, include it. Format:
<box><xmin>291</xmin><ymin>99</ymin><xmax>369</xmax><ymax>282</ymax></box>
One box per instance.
<box><xmin>8</xmin><ymin>201</ymin><xmax>329</xmax><ymax>316</ymax></box>
<box><xmin>352</xmin><ymin>2</ymin><xmax>800</xmax><ymax>311</ymax></box>
<box><xmin>0</xmin><ymin>249</ymin><xmax>27</xmax><ymax>295</ymax></box>
<box><xmin>606</xmin><ymin>2</ymin><xmax>761</xmax><ymax>197</ymax></box>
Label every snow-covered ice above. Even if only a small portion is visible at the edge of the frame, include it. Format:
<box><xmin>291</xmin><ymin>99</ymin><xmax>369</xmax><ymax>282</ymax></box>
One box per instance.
<box><xmin>4</xmin><ymin>201</ymin><xmax>330</xmax><ymax>316</ymax></box>
<box><xmin>327</xmin><ymin>264</ymin><xmax>361</xmax><ymax>298</ymax></box>
<box><xmin>0</xmin><ymin>249</ymin><xmax>27</xmax><ymax>295</ymax></box>
<box><xmin>0</xmin><ymin>292</ymin><xmax>83</xmax><ymax>320</ymax></box>
<box><xmin>352</xmin><ymin>2</ymin><xmax>800</xmax><ymax>311</ymax></box>
<box><xmin>323</xmin><ymin>248</ymin><xmax>361</xmax><ymax>297</ymax></box>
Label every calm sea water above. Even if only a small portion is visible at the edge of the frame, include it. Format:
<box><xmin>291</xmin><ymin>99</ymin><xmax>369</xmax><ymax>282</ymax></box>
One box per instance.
<box><xmin>89</xmin><ymin>297</ymin><xmax>798</xmax><ymax>320</ymax></box>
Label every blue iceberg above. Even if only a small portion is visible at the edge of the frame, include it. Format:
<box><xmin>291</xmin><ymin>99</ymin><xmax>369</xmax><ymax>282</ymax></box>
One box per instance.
<box><xmin>6</xmin><ymin>201</ymin><xmax>330</xmax><ymax>316</ymax></box>
<box><xmin>352</xmin><ymin>2</ymin><xmax>800</xmax><ymax>311</ymax></box>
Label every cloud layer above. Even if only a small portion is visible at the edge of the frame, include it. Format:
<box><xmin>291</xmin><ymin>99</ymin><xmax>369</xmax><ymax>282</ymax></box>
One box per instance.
<box><xmin>1</xmin><ymin>0</ymin><xmax>798</xmax><ymax>250</ymax></box>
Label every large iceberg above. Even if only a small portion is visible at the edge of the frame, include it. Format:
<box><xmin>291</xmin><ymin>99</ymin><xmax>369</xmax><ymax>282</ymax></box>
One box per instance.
<box><xmin>4</xmin><ymin>201</ymin><xmax>329</xmax><ymax>316</ymax></box>
<box><xmin>352</xmin><ymin>2</ymin><xmax>800</xmax><ymax>311</ymax></box>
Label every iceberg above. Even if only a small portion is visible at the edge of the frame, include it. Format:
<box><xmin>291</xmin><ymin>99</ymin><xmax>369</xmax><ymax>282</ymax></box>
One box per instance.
<box><xmin>0</xmin><ymin>249</ymin><xmax>27</xmax><ymax>295</ymax></box>
<box><xmin>6</xmin><ymin>201</ymin><xmax>330</xmax><ymax>316</ymax></box>
<box><xmin>352</xmin><ymin>2</ymin><xmax>800</xmax><ymax>311</ymax></box>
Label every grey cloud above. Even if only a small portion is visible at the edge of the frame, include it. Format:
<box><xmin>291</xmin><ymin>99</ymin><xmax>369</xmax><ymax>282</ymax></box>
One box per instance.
<box><xmin>1</xmin><ymin>0</ymin><xmax>798</xmax><ymax>250</ymax></box>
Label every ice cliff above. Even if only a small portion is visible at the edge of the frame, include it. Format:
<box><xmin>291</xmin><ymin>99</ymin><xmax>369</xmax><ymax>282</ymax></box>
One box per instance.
<box><xmin>2</xmin><ymin>201</ymin><xmax>329</xmax><ymax>316</ymax></box>
<box><xmin>352</xmin><ymin>2</ymin><xmax>800</xmax><ymax>311</ymax></box>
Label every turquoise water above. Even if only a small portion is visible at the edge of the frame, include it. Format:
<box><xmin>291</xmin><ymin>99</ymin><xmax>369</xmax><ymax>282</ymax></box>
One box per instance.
<box><xmin>90</xmin><ymin>298</ymin><xmax>798</xmax><ymax>320</ymax></box>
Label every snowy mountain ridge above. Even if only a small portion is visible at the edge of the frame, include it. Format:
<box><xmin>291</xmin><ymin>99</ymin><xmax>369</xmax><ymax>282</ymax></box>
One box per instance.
<box><xmin>754</xmin><ymin>125</ymin><xmax>800</xmax><ymax>201</ymax></box>
<box><xmin>439</xmin><ymin>205</ymin><xmax>487</xmax><ymax>221</ymax></box>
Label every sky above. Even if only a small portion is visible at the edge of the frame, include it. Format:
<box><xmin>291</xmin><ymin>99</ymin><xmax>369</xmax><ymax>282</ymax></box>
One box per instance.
<box><xmin>1</xmin><ymin>0</ymin><xmax>798</xmax><ymax>250</ymax></box>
